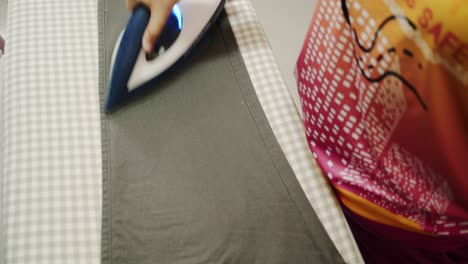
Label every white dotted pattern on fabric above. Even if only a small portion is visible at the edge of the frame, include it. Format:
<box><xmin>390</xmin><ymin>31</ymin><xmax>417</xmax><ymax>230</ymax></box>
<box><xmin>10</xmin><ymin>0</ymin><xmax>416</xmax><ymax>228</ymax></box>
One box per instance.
<box><xmin>298</xmin><ymin>0</ymin><xmax>464</xmax><ymax>237</ymax></box>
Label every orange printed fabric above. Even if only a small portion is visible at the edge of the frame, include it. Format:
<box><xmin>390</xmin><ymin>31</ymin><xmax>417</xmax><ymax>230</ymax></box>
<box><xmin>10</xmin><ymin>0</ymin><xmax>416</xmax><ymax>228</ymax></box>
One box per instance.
<box><xmin>295</xmin><ymin>0</ymin><xmax>468</xmax><ymax>236</ymax></box>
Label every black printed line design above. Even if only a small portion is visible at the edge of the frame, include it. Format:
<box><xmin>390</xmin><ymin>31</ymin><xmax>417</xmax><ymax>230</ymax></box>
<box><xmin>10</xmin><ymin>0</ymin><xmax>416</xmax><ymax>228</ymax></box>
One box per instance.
<box><xmin>340</xmin><ymin>0</ymin><xmax>428</xmax><ymax>111</ymax></box>
<box><xmin>354</xmin><ymin>51</ymin><xmax>428</xmax><ymax>110</ymax></box>
<box><xmin>353</xmin><ymin>15</ymin><xmax>416</xmax><ymax>53</ymax></box>
<box><xmin>403</xmin><ymin>49</ymin><xmax>413</xmax><ymax>57</ymax></box>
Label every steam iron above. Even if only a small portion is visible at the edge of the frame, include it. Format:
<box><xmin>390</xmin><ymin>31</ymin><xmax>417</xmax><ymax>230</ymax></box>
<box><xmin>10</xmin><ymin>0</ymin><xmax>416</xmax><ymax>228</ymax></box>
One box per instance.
<box><xmin>105</xmin><ymin>0</ymin><xmax>225</xmax><ymax>112</ymax></box>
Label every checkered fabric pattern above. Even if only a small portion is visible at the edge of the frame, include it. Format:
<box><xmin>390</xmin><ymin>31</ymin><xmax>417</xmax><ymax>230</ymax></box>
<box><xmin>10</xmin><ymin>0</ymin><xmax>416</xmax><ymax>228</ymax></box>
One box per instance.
<box><xmin>225</xmin><ymin>1</ymin><xmax>363</xmax><ymax>263</ymax></box>
<box><xmin>3</xmin><ymin>1</ymin><xmax>102</xmax><ymax>263</ymax></box>
<box><xmin>1</xmin><ymin>1</ymin><xmax>8</xmax><ymax>262</ymax></box>
<box><xmin>0</xmin><ymin>27</ymin><xmax>5</xmax><ymax>264</ymax></box>
<box><xmin>2</xmin><ymin>0</ymin><xmax>362</xmax><ymax>263</ymax></box>
<box><xmin>0</xmin><ymin>56</ymin><xmax>5</xmax><ymax>264</ymax></box>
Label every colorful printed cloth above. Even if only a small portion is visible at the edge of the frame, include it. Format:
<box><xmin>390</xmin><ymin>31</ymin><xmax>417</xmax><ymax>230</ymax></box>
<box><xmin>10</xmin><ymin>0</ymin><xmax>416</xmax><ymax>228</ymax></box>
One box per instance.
<box><xmin>295</xmin><ymin>0</ymin><xmax>468</xmax><ymax>237</ymax></box>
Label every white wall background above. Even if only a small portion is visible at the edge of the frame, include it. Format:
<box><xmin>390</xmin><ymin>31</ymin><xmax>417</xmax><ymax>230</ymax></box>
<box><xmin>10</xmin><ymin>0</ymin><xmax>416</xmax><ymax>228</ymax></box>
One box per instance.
<box><xmin>249</xmin><ymin>0</ymin><xmax>318</xmax><ymax>114</ymax></box>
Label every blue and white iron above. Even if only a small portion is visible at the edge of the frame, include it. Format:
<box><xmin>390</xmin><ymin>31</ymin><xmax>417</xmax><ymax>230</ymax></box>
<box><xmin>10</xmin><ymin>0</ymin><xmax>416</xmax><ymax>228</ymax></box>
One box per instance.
<box><xmin>105</xmin><ymin>0</ymin><xmax>225</xmax><ymax>112</ymax></box>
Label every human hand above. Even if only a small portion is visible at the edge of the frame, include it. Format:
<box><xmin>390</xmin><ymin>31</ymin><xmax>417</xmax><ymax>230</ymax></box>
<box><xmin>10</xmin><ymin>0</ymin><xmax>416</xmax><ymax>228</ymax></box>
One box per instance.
<box><xmin>126</xmin><ymin>0</ymin><xmax>179</xmax><ymax>54</ymax></box>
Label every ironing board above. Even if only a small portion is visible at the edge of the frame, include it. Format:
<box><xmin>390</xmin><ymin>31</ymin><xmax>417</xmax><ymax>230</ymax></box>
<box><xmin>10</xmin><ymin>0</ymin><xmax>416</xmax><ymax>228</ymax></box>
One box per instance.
<box><xmin>0</xmin><ymin>1</ymin><xmax>6</xmax><ymax>262</ymax></box>
<box><xmin>1</xmin><ymin>0</ymin><xmax>363</xmax><ymax>263</ymax></box>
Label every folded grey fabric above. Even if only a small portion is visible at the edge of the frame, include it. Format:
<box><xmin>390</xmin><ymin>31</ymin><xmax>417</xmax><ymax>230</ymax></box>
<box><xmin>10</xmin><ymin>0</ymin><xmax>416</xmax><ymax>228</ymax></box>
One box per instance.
<box><xmin>100</xmin><ymin>2</ymin><xmax>344</xmax><ymax>263</ymax></box>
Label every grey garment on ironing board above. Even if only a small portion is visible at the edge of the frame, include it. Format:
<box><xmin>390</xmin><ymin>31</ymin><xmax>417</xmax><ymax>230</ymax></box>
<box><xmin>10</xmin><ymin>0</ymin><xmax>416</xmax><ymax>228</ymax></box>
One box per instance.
<box><xmin>99</xmin><ymin>1</ymin><xmax>345</xmax><ymax>263</ymax></box>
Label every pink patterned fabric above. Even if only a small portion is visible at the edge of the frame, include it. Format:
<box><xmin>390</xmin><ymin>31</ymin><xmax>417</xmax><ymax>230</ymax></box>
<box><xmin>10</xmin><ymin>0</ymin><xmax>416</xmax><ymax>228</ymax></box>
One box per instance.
<box><xmin>295</xmin><ymin>0</ymin><xmax>468</xmax><ymax>236</ymax></box>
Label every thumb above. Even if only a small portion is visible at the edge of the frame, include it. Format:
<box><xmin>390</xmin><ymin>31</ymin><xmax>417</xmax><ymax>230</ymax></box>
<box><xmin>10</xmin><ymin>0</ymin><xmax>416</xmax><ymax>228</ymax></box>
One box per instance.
<box><xmin>142</xmin><ymin>4</ymin><xmax>173</xmax><ymax>54</ymax></box>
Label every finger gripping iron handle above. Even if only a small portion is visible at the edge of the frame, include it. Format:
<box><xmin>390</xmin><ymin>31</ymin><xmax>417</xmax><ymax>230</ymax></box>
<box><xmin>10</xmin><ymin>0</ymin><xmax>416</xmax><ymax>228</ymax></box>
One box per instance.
<box><xmin>105</xmin><ymin>6</ymin><xmax>151</xmax><ymax>111</ymax></box>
